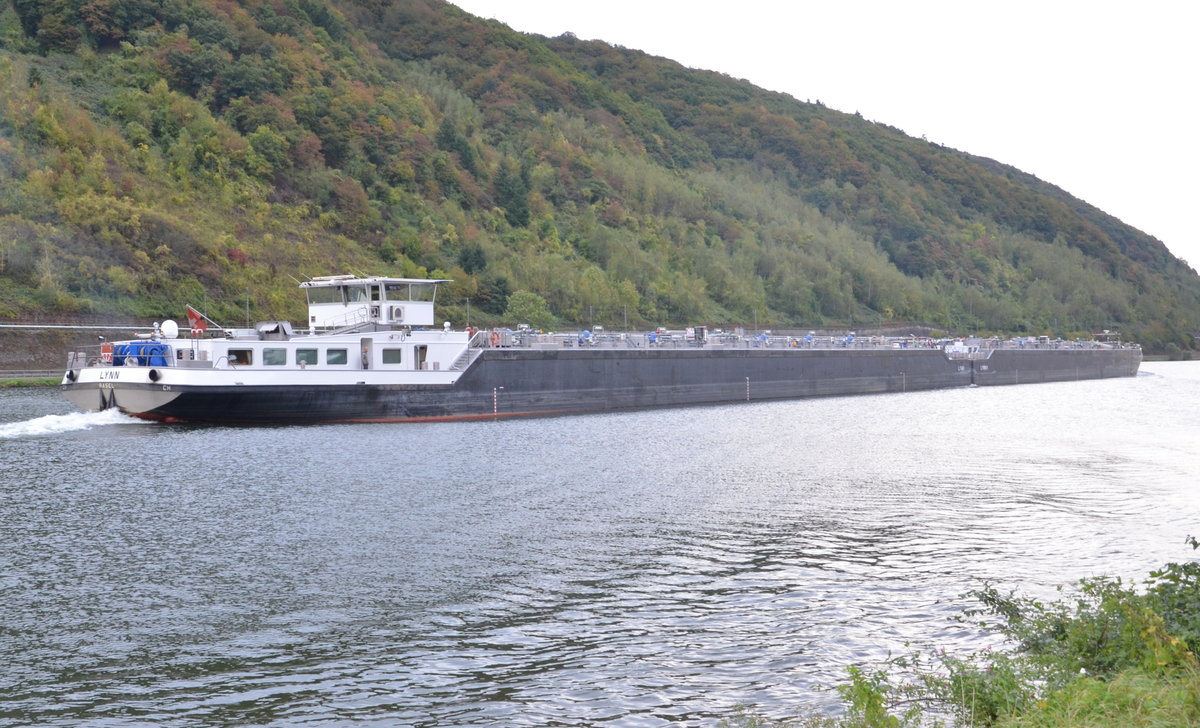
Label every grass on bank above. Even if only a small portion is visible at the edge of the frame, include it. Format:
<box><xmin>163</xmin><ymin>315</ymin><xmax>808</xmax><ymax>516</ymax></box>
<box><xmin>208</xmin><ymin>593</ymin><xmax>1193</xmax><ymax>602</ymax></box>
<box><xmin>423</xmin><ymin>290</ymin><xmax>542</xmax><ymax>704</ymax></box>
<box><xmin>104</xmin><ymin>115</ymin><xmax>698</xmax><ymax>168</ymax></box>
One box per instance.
<box><xmin>0</xmin><ymin>377</ymin><xmax>60</xmax><ymax>387</ymax></box>
<box><xmin>724</xmin><ymin>536</ymin><xmax>1200</xmax><ymax>728</ymax></box>
<box><xmin>1002</xmin><ymin>668</ymin><xmax>1200</xmax><ymax>728</ymax></box>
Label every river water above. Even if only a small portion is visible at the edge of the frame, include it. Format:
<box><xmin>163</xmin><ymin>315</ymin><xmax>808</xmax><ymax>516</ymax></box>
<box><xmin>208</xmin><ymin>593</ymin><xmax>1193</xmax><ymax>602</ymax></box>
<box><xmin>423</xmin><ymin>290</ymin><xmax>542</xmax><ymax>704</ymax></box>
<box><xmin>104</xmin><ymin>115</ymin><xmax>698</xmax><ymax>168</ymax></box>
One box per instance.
<box><xmin>2</xmin><ymin>362</ymin><xmax>1198</xmax><ymax>726</ymax></box>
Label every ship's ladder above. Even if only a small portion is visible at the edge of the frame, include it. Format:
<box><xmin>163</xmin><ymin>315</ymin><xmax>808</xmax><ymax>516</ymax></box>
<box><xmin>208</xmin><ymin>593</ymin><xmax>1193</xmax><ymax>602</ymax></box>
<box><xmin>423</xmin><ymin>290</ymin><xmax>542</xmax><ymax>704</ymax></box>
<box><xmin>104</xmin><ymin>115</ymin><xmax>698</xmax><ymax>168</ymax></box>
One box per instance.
<box><xmin>450</xmin><ymin>348</ymin><xmax>482</xmax><ymax>371</ymax></box>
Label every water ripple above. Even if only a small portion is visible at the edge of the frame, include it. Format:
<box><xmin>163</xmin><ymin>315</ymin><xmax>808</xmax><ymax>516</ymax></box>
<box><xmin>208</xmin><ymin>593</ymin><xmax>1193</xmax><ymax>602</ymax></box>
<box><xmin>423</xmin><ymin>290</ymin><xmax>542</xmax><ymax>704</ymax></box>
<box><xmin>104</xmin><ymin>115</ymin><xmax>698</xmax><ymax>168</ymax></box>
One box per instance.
<box><xmin>1</xmin><ymin>364</ymin><xmax>1198</xmax><ymax>725</ymax></box>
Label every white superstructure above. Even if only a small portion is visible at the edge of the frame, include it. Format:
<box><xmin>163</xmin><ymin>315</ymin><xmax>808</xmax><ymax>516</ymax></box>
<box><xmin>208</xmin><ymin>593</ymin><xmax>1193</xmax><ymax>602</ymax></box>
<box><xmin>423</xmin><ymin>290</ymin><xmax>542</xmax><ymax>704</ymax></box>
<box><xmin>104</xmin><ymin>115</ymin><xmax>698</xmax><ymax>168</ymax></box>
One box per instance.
<box><xmin>300</xmin><ymin>275</ymin><xmax>449</xmax><ymax>331</ymax></box>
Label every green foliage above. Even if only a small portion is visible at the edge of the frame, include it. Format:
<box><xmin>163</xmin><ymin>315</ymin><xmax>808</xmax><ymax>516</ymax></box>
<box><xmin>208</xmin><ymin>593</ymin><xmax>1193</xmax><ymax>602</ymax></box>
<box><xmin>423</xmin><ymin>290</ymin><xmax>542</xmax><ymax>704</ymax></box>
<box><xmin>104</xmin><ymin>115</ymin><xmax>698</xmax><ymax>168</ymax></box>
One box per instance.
<box><xmin>811</xmin><ymin>538</ymin><xmax>1200</xmax><ymax>728</ymax></box>
<box><xmin>502</xmin><ymin>289</ymin><xmax>554</xmax><ymax>330</ymax></box>
<box><xmin>837</xmin><ymin>665</ymin><xmax>922</xmax><ymax>727</ymax></box>
<box><xmin>0</xmin><ymin>376</ymin><xmax>61</xmax><ymax>386</ymax></box>
<box><xmin>1145</xmin><ymin>535</ymin><xmax>1200</xmax><ymax>655</ymax></box>
<box><xmin>457</xmin><ymin>241</ymin><xmax>486</xmax><ymax>273</ymax></box>
<box><xmin>493</xmin><ymin>155</ymin><xmax>530</xmax><ymax>227</ymax></box>
<box><xmin>0</xmin><ymin>0</ymin><xmax>1196</xmax><ymax>351</ymax></box>
<box><xmin>706</xmin><ymin>536</ymin><xmax>1200</xmax><ymax>728</ymax></box>
<box><xmin>966</xmin><ymin>573</ymin><xmax>1197</xmax><ymax>685</ymax></box>
<box><xmin>993</xmin><ymin>668</ymin><xmax>1200</xmax><ymax>728</ymax></box>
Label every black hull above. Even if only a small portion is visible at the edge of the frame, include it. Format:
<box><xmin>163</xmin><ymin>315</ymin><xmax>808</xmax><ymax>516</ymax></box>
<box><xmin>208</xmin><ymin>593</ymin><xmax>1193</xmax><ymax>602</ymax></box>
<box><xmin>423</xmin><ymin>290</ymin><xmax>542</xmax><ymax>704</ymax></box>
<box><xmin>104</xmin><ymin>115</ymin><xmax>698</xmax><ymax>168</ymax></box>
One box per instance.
<box><xmin>972</xmin><ymin>348</ymin><xmax>1142</xmax><ymax>385</ymax></box>
<box><xmin>102</xmin><ymin>346</ymin><xmax>1141</xmax><ymax>425</ymax></box>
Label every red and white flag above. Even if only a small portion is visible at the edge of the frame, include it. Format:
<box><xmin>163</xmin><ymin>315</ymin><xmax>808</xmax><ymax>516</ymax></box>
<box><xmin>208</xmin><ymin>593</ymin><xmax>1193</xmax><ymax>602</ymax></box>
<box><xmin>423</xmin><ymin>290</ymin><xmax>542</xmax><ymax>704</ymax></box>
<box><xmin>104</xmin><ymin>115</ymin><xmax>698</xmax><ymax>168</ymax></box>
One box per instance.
<box><xmin>186</xmin><ymin>305</ymin><xmax>207</xmax><ymax>336</ymax></box>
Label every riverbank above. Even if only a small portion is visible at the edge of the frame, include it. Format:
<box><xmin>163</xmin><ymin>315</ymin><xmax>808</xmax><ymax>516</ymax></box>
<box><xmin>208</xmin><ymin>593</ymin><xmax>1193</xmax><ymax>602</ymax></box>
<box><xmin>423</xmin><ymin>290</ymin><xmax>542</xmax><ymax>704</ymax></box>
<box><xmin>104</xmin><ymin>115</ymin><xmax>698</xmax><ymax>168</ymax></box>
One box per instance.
<box><xmin>0</xmin><ymin>363</ymin><xmax>61</xmax><ymax>386</ymax></box>
<box><xmin>730</xmin><ymin>538</ymin><xmax>1200</xmax><ymax>728</ymax></box>
<box><xmin>0</xmin><ymin>377</ymin><xmax>60</xmax><ymax>388</ymax></box>
<box><xmin>0</xmin><ymin>328</ymin><xmax>111</xmax><ymax>371</ymax></box>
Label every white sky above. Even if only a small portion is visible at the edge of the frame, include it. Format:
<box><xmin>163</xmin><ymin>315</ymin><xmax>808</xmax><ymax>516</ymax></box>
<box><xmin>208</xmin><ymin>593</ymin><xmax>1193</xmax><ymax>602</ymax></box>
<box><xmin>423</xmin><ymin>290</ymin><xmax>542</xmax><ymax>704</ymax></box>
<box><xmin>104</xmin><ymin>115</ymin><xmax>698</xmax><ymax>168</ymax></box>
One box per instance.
<box><xmin>449</xmin><ymin>0</ymin><xmax>1199</xmax><ymax>270</ymax></box>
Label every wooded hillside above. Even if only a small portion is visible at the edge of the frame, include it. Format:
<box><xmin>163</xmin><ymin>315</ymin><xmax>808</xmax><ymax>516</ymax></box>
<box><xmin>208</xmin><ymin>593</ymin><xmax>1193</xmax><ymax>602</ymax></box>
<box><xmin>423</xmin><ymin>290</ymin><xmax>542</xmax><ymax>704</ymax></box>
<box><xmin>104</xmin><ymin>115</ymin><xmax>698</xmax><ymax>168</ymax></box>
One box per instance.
<box><xmin>2</xmin><ymin>0</ymin><xmax>1197</xmax><ymax>351</ymax></box>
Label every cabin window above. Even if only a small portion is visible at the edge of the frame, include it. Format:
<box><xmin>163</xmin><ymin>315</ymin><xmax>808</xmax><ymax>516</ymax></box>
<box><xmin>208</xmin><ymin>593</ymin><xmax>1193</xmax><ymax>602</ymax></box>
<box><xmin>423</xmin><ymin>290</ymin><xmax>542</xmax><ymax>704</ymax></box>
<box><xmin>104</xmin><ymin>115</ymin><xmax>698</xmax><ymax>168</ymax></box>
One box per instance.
<box><xmin>296</xmin><ymin>349</ymin><xmax>317</xmax><ymax>366</ymax></box>
<box><xmin>228</xmin><ymin>349</ymin><xmax>253</xmax><ymax>366</ymax></box>
<box><xmin>382</xmin><ymin>348</ymin><xmax>403</xmax><ymax>364</ymax></box>
<box><xmin>385</xmin><ymin>282</ymin><xmax>437</xmax><ymax>302</ymax></box>
<box><xmin>263</xmin><ymin>348</ymin><xmax>286</xmax><ymax>366</ymax></box>
<box><xmin>326</xmin><ymin>348</ymin><xmax>348</xmax><ymax>365</ymax></box>
<box><xmin>306</xmin><ymin>287</ymin><xmax>342</xmax><ymax>305</ymax></box>
<box><xmin>347</xmin><ymin>287</ymin><xmax>369</xmax><ymax>303</ymax></box>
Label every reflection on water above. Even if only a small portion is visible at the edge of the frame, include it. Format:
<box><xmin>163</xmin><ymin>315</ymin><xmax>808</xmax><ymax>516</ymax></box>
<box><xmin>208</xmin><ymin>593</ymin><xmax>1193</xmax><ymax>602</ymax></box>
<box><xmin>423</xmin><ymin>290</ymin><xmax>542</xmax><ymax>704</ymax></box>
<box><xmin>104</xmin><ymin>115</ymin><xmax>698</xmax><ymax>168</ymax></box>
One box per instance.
<box><xmin>1</xmin><ymin>362</ymin><xmax>1198</xmax><ymax>726</ymax></box>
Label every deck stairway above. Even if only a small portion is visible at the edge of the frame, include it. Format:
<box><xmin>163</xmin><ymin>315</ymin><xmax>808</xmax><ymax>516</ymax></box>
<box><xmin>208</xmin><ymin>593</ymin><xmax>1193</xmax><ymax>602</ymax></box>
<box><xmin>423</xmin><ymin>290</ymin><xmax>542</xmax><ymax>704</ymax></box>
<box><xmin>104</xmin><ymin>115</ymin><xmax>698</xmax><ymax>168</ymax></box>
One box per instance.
<box><xmin>449</xmin><ymin>347</ymin><xmax>481</xmax><ymax>371</ymax></box>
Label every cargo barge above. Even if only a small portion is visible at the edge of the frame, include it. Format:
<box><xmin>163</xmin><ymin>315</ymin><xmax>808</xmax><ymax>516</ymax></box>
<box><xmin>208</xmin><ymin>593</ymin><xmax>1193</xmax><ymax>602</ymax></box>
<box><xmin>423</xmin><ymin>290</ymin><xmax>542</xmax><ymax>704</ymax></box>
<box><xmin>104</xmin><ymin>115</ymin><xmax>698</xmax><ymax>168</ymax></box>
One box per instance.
<box><xmin>59</xmin><ymin>275</ymin><xmax>1142</xmax><ymax>424</ymax></box>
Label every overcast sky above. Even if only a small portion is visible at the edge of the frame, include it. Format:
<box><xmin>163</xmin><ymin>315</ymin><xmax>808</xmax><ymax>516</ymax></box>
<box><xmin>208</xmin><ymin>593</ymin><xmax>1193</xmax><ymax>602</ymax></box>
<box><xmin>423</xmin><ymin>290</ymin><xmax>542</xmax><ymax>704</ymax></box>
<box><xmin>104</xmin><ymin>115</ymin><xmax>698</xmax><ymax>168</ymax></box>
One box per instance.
<box><xmin>449</xmin><ymin>0</ymin><xmax>1198</xmax><ymax>269</ymax></box>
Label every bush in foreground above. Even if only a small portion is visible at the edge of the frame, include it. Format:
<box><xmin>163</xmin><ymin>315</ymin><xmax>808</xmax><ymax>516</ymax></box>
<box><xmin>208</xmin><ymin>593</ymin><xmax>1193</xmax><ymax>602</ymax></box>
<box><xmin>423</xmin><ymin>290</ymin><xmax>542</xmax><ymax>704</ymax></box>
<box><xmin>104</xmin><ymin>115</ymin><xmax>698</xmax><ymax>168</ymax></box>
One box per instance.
<box><xmin>725</xmin><ymin>536</ymin><xmax>1200</xmax><ymax>728</ymax></box>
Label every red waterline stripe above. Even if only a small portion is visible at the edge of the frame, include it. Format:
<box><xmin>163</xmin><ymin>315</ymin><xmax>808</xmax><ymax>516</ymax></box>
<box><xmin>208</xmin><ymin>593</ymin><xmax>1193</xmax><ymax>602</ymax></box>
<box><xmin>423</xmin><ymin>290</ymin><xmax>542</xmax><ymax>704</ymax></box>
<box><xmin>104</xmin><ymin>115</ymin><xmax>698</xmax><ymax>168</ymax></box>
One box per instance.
<box><xmin>132</xmin><ymin>408</ymin><xmax>591</xmax><ymax>425</ymax></box>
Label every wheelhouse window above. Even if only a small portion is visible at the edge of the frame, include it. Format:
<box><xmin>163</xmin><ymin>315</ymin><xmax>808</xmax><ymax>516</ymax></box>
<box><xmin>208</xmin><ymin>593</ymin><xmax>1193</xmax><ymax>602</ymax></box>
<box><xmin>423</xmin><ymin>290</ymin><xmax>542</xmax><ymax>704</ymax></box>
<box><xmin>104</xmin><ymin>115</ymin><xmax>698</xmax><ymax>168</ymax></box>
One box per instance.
<box><xmin>263</xmin><ymin>348</ymin><xmax>286</xmax><ymax>366</ymax></box>
<box><xmin>385</xmin><ymin>282</ymin><xmax>437</xmax><ymax>302</ymax></box>
<box><xmin>228</xmin><ymin>349</ymin><xmax>253</xmax><ymax>365</ymax></box>
<box><xmin>326</xmin><ymin>348</ymin><xmax>348</xmax><ymax>365</ymax></box>
<box><xmin>305</xmin><ymin>287</ymin><xmax>342</xmax><ymax>305</ymax></box>
<box><xmin>297</xmin><ymin>349</ymin><xmax>317</xmax><ymax>366</ymax></box>
<box><xmin>382</xmin><ymin>348</ymin><xmax>403</xmax><ymax>364</ymax></box>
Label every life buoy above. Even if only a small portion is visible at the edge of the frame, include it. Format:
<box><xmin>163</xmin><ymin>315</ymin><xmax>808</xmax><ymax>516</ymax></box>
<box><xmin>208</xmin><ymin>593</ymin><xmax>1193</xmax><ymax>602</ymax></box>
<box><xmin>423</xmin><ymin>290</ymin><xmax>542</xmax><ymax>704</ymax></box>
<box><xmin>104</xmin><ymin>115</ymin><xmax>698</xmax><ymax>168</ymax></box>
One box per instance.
<box><xmin>489</xmin><ymin>331</ymin><xmax>500</xmax><ymax>347</ymax></box>
<box><xmin>101</xmin><ymin>342</ymin><xmax>113</xmax><ymax>363</ymax></box>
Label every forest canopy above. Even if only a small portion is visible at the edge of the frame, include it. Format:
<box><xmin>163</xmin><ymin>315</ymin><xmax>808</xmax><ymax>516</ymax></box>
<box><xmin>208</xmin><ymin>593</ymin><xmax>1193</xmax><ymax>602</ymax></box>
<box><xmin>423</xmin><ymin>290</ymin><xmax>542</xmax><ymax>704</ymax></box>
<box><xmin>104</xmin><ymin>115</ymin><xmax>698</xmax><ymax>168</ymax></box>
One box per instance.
<box><xmin>1</xmin><ymin>0</ymin><xmax>1197</xmax><ymax>351</ymax></box>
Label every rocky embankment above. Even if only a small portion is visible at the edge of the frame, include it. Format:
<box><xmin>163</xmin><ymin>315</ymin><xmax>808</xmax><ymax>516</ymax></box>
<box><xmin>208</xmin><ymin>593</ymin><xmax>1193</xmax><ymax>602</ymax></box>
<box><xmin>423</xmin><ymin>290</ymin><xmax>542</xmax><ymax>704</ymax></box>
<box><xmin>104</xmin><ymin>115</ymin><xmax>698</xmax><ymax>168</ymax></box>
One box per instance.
<box><xmin>0</xmin><ymin>328</ymin><xmax>131</xmax><ymax>371</ymax></box>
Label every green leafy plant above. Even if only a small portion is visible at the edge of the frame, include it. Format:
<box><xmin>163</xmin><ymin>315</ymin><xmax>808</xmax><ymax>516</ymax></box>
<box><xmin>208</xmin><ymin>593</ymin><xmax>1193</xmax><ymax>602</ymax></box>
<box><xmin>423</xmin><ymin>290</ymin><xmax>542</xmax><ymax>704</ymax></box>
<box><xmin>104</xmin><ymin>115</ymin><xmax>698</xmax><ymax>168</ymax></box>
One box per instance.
<box><xmin>725</xmin><ymin>540</ymin><xmax>1200</xmax><ymax>728</ymax></box>
<box><xmin>837</xmin><ymin>664</ymin><xmax>924</xmax><ymax>728</ymax></box>
<box><xmin>1145</xmin><ymin>535</ymin><xmax>1200</xmax><ymax>655</ymax></box>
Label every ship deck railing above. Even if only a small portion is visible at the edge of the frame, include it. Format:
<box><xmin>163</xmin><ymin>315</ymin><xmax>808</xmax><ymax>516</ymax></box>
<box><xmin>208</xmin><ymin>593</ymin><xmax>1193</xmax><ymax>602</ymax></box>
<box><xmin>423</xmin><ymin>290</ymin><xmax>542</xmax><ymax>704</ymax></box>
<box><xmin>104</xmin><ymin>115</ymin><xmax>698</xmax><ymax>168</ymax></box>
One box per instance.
<box><xmin>477</xmin><ymin>332</ymin><xmax>1139</xmax><ymax>354</ymax></box>
<box><xmin>60</xmin><ymin>333</ymin><xmax>1139</xmax><ymax>368</ymax></box>
<box><xmin>484</xmin><ymin>332</ymin><xmax>948</xmax><ymax>351</ymax></box>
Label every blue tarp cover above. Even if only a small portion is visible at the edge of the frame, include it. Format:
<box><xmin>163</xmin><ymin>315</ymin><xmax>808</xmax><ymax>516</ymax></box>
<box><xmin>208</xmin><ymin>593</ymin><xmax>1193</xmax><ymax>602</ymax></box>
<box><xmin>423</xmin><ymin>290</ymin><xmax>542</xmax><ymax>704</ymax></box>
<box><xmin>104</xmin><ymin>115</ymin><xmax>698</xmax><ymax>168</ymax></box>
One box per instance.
<box><xmin>113</xmin><ymin>343</ymin><xmax>170</xmax><ymax>366</ymax></box>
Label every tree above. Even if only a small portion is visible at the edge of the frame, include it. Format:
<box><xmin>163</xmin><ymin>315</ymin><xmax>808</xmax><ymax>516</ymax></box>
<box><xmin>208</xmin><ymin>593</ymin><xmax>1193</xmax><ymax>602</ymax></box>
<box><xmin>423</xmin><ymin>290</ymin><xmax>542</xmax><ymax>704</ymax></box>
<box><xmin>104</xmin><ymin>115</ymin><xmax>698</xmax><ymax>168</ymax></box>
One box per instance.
<box><xmin>247</xmin><ymin>125</ymin><xmax>289</xmax><ymax>178</ymax></box>
<box><xmin>435</xmin><ymin>120</ymin><xmax>478</xmax><ymax>176</ymax></box>
<box><xmin>477</xmin><ymin>275</ymin><xmax>512</xmax><ymax>314</ymax></box>
<box><xmin>503</xmin><ymin>290</ymin><xmax>555</xmax><ymax>330</ymax></box>
<box><xmin>494</xmin><ymin>157</ymin><xmax>529</xmax><ymax>227</ymax></box>
<box><xmin>457</xmin><ymin>242</ymin><xmax>487</xmax><ymax>274</ymax></box>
